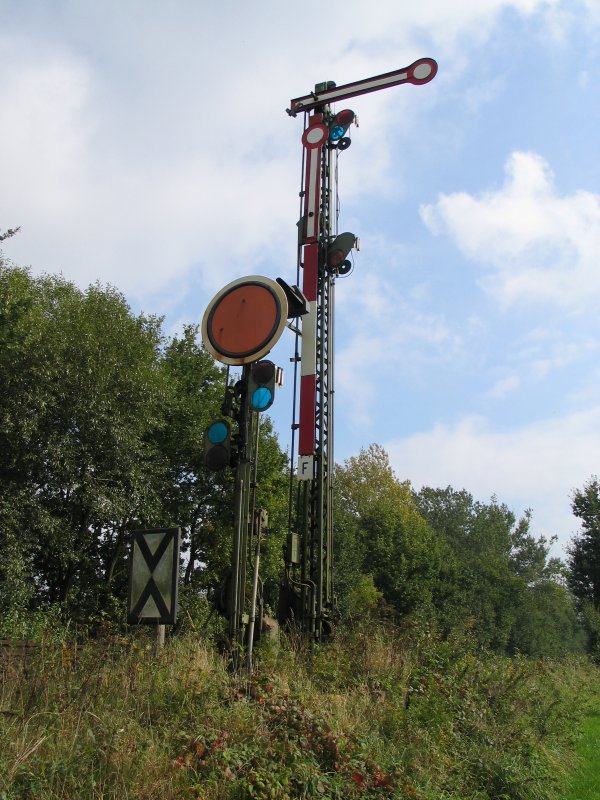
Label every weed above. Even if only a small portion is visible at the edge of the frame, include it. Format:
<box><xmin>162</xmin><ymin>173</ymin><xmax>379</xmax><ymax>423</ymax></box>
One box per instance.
<box><xmin>0</xmin><ymin>622</ymin><xmax>598</xmax><ymax>799</ymax></box>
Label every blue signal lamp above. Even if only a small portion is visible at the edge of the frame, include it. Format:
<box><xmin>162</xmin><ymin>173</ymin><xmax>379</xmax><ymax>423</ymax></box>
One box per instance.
<box><xmin>207</xmin><ymin>420</ymin><xmax>229</xmax><ymax>444</ymax></box>
<box><xmin>329</xmin><ymin>124</ymin><xmax>346</xmax><ymax>141</ymax></box>
<box><xmin>328</xmin><ymin>109</ymin><xmax>355</xmax><ymax>143</ymax></box>
<box><xmin>251</xmin><ymin>386</ymin><xmax>273</xmax><ymax>411</ymax></box>
<box><xmin>204</xmin><ymin>419</ymin><xmax>231</xmax><ymax>470</ymax></box>
<box><xmin>248</xmin><ymin>360</ymin><xmax>282</xmax><ymax>412</ymax></box>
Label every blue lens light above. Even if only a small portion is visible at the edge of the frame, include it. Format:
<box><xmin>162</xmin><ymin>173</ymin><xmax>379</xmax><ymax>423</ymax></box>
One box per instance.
<box><xmin>251</xmin><ymin>387</ymin><xmax>273</xmax><ymax>410</ymax></box>
<box><xmin>207</xmin><ymin>421</ymin><xmax>228</xmax><ymax>444</ymax></box>
<box><xmin>329</xmin><ymin>124</ymin><xmax>345</xmax><ymax>141</ymax></box>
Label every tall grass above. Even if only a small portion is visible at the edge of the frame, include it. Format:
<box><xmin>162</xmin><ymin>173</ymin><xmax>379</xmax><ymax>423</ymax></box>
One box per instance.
<box><xmin>1</xmin><ymin>621</ymin><xmax>598</xmax><ymax>799</ymax></box>
<box><xmin>565</xmin><ymin>710</ymin><xmax>600</xmax><ymax>800</ymax></box>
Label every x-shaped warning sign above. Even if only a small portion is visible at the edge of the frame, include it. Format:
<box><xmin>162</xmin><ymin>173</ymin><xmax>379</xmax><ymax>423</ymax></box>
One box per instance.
<box><xmin>127</xmin><ymin>528</ymin><xmax>180</xmax><ymax>625</ymax></box>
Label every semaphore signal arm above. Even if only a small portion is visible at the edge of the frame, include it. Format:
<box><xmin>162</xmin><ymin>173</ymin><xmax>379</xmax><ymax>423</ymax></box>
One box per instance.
<box><xmin>287</xmin><ymin>57</ymin><xmax>437</xmax><ymax>116</ymax></box>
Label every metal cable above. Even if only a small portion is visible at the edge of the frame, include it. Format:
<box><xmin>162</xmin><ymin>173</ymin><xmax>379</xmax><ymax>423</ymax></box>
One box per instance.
<box><xmin>286</xmin><ymin>110</ymin><xmax>308</xmax><ymax>540</ymax></box>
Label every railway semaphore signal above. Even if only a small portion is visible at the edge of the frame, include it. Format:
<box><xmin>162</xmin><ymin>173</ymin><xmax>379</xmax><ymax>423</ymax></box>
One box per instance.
<box><xmin>281</xmin><ymin>56</ymin><xmax>438</xmax><ymax>641</ymax></box>
<box><xmin>200</xmin><ymin>55</ymin><xmax>438</xmax><ymax>664</ymax></box>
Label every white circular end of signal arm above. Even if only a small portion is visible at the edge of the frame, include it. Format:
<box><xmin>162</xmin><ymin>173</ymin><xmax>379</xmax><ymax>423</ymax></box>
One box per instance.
<box><xmin>413</xmin><ymin>62</ymin><xmax>433</xmax><ymax>80</ymax></box>
<box><xmin>306</xmin><ymin>127</ymin><xmax>325</xmax><ymax>144</ymax></box>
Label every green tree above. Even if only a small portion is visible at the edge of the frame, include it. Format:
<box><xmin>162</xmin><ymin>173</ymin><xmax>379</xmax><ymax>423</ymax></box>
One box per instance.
<box><xmin>509</xmin><ymin>580</ymin><xmax>586</xmax><ymax>657</ymax></box>
<box><xmin>156</xmin><ymin>328</ymin><xmax>289</xmax><ymax>606</ymax></box>
<box><xmin>568</xmin><ymin>476</ymin><xmax>600</xmax><ymax>609</ymax></box>
<box><xmin>334</xmin><ymin>444</ymin><xmax>452</xmax><ymax>620</ymax></box>
<box><xmin>156</xmin><ymin>325</ymin><xmax>228</xmax><ymax>590</ymax></box>
<box><xmin>0</xmin><ymin>266</ymin><xmax>168</xmax><ymax>617</ymax></box>
<box><xmin>567</xmin><ymin>476</ymin><xmax>600</xmax><ymax>654</ymax></box>
<box><xmin>415</xmin><ymin>486</ymin><xmax>581</xmax><ymax>654</ymax></box>
<box><xmin>0</xmin><ymin>263</ymin><xmax>291</xmax><ymax>628</ymax></box>
<box><xmin>414</xmin><ymin>487</ymin><xmax>522</xmax><ymax>648</ymax></box>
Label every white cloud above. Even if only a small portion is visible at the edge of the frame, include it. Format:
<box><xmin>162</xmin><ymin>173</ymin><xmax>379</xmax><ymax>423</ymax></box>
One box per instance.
<box><xmin>0</xmin><ymin>42</ymin><xmax>301</xmax><ymax>299</ymax></box>
<box><xmin>580</xmin><ymin>0</ymin><xmax>600</xmax><ymax>25</ymax></box>
<box><xmin>0</xmin><ymin>0</ymin><xmax>569</xmax><ymax>305</ymax></box>
<box><xmin>334</xmin><ymin>239</ymin><xmax>461</xmax><ymax>428</ymax></box>
<box><xmin>1</xmin><ymin>0</ymin><xmax>592</xmax><ymax>553</ymax></box>
<box><xmin>420</xmin><ymin>151</ymin><xmax>600</xmax><ymax>309</ymax></box>
<box><xmin>0</xmin><ymin>51</ymin><xmax>91</xmax><ymax>212</ymax></box>
<box><xmin>487</xmin><ymin>374</ymin><xmax>520</xmax><ymax>398</ymax></box>
<box><xmin>486</xmin><ymin>328</ymin><xmax>600</xmax><ymax>396</ymax></box>
<box><xmin>386</xmin><ymin>408</ymin><xmax>600</xmax><ymax>551</ymax></box>
<box><xmin>522</xmin><ymin>333</ymin><xmax>599</xmax><ymax>379</ymax></box>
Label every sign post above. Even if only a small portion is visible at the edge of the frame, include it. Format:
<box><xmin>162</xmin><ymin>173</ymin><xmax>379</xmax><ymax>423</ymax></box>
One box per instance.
<box><xmin>201</xmin><ymin>277</ymin><xmax>290</xmax><ymax>668</ymax></box>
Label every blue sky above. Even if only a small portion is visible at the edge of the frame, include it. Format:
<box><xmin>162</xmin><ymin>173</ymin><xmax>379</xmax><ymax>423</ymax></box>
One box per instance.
<box><xmin>1</xmin><ymin>0</ymin><xmax>599</xmax><ymax>554</ymax></box>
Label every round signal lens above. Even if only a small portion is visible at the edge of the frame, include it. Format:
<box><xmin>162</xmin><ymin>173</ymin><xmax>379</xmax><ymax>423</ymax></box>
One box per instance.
<box><xmin>251</xmin><ymin>387</ymin><xmax>273</xmax><ymax>411</ymax></box>
<box><xmin>207</xmin><ymin>421</ymin><xmax>229</xmax><ymax>444</ymax></box>
<box><xmin>336</xmin><ymin>109</ymin><xmax>355</xmax><ymax>126</ymax></box>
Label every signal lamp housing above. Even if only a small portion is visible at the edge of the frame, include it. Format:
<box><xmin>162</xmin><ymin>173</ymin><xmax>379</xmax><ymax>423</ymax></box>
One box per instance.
<box><xmin>328</xmin><ymin>109</ymin><xmax>355</xmax><ymax>144</ymax></box>
<box><xmin>203</xmin><ymin>420</ymin><xmax>231</xmax><ymax>470</ymax></box>
<box><xmin>327</xmin><ymin>232</ymin><xmax>357</xmax><ymax>270</ymax></box>
<box><xmin>248</xmin><ymin>360</ymin><xmax>277</xmax><ymax>412</ymax></box>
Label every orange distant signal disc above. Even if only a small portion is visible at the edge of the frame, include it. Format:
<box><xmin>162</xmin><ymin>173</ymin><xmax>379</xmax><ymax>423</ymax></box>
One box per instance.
<box><xmin>210</xmin><ymin>284</ymin><xmax>278</xmax><ymax>353</ymax></box>
<box><xmin>201</xmin><ymin>276</ymin><xmax>289</xmax><ymax>365</ymax></box>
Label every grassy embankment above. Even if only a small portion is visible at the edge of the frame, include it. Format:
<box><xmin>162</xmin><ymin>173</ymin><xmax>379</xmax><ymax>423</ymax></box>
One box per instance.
<box><xmin>565</xmin><ymin>707</ymin><xmax>600</xmax><ymax>800</ymax></box>
<box><xmin>1</xmin><ymin>621</ymin><xmax>599</xmax><ymax>800</ymax></box>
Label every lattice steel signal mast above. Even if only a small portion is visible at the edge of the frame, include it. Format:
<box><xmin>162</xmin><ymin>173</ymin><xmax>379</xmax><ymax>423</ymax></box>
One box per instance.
<box><xmin>281</xmin><ymin>58</ymin><xmax>438</xmax><ymax>640</ymax></box>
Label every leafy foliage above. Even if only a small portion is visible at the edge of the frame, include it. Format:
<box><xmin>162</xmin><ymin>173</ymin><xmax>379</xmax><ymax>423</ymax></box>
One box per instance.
<box><xmin>0</xmin><ymin>259</ymin><xmax>588</xmax><ymax>660</ymax></box>
<box><xmin>0</xmin><ymin>265</ymin><xmax>288</xmax><ymax>630</ymax></box>
<box><xmin>414</xmin><ymin>486</ymin><xmax>586</xmax><ymax>655</ymax></box>
<box><xmin>334</xmin><ymin>445</ymin><xmax>451</xmax><ymax>621</ymax></box>
<box><xmin>333</xmin><ymin>447</ymin><xmax>584</xmax><ymax>657</ymax></box>
<box><xmin>1</xmin><ymin>267</ymin><xmax>169</xmax><ymax>617</ymax></box>
<box><xmin>568</xmin><ymin>476</ymin><xmax>600</xmax><ymax>609</ymax></box>
<box><xmin>1</xmin><ymin>623</ymin><xmax>596</xmax><ymax>800</ymax></box>
<box><xmin>0</xmin><ymin>225</ymin><xmax>20</xmax><ymax>242</ymax></box>
<box><xmin>567</xmin><ymin>476</ymin><xmax>600</xmax><ymax>655</ymax></box>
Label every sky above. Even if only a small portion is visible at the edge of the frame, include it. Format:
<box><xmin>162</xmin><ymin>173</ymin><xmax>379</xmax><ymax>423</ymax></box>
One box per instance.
<box><xmin>1</xmin><ymin>0</ymin><xmax>599</xmax><ymax>555</ymax></box>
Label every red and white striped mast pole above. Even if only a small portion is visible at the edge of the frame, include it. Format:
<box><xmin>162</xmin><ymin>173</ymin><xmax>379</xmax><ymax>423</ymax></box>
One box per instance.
<box><xmin>284</xmin><ymin>57</ymin><xmax>438</xmax><ymax>640</ymax></box>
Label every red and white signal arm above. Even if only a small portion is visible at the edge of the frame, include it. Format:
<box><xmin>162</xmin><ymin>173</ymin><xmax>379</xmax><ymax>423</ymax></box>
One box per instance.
<box><xmin>201</xmin><ymin>275</ymin><xmax>289</xmax><ymax>366</ymax></box>
<box><xmin>288</xmin><ymin>57</ymin><xmax>438</xmax><ymax>116</ymax></box>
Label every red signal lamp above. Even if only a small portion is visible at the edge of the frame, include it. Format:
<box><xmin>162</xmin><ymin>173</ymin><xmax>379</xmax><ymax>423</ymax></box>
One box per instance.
<box><xmin>327</xmin><ymin>232</ymin><xmax>357</xmax><ymax>270</ymax></box>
